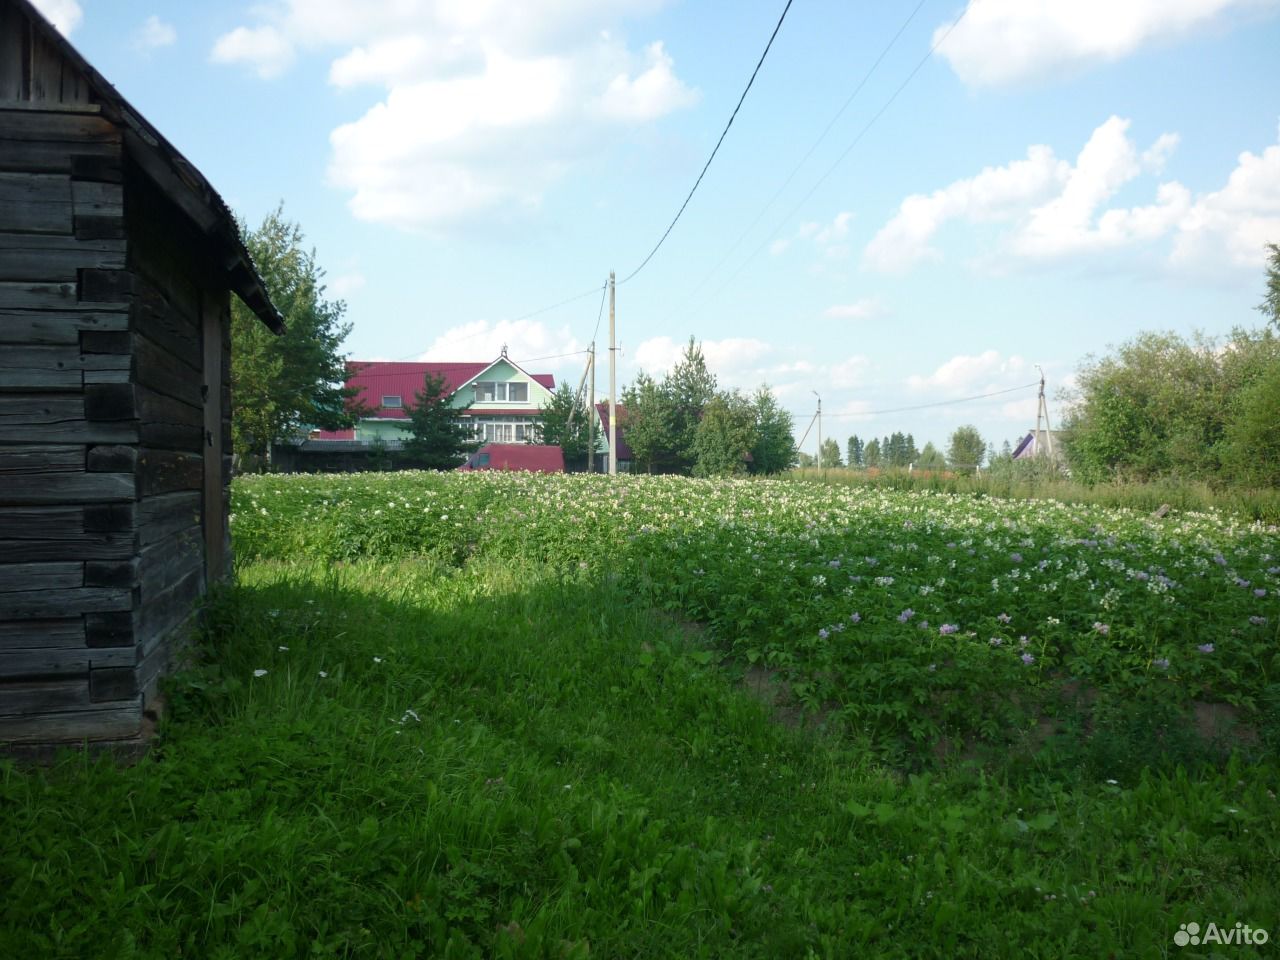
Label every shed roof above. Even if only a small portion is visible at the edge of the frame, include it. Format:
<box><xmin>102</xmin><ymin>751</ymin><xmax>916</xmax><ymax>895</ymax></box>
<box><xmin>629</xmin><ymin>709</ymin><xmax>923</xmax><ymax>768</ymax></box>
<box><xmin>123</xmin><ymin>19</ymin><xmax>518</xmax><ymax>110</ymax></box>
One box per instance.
<box><xmin>460</xmin><ymin>444</ymin><xmax>565</xmax><ymax>473</ymax></box>
<box><xmin>12</xmin><ymin>0</ymin><xmax>284</xmax><ymax>333</ymax></box>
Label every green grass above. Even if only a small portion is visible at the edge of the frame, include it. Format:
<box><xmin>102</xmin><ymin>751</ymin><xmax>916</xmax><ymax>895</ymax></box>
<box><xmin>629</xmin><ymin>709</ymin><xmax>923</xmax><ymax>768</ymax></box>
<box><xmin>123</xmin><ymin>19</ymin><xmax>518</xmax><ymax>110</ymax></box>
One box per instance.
<box><xmin>3</xmin><ymin>555</ymin><xmax>1278</xmax><ymax>958</ymax></box>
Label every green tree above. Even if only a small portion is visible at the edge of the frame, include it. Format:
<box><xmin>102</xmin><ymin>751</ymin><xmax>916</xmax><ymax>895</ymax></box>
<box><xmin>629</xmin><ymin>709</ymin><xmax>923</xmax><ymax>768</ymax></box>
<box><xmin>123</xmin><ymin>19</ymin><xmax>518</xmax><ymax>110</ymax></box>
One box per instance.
<box><xmin>917</xmin><ymin>441</ymin><xmax>946</xmax><ymax>471</ymax></box>
<box><xmin>1261</xmin><ymin>242</ymin><xmax>1280</xmax><ymax>329</ymax></box>
<box><xmin>621</xmin><ymin>371</ymin><xmax>679</xmax><ymax>473</ymax></box>
<box><xmin>749</xmin><ymin>386</ymin><xmax>797</xmax><ymax>474</ymax></box>
<box><xmin>231</xmin><ymin>204</ymin><xmax>357</xmax><ymax>466</ymax></box>
<box><xmin>796</xmin><ymin>451</ymin><xmax>815</xmax><ymax>468</ymax></box>
<box><xmin>667</xmin><ymin>337</ymin><xmax>718</xmax><ymax>472</ymax></box>
<box><xmin>863</xmin><ymin>438</ymin><xmax>881</xmax><ymax>469</ymax></box>
<box><xmin>818</xmin><ymin>437</ymin><xmax>843</xmax><ymax>468</ymax></box>
<box><xmin>693</xmin><ymin>391</ymin><xmax>756</xmax><ymax>477</ymax></box>
<box><xmin>402</xmin><ymin>373</ymin><xmax>476</xmax><ymax>469</ymax></box>
<box><xmin>1221</xmin><ymin>361</ymin><xmax>1280</xmax><ymax>487</ymax></box>
<box><xmin>537</xmin><ymin>383</ymin><xmax>591</xmax><ymax>471</ymax></box>
<box><xmin>947</xmin><ymin>425</ymin><xmax>986</xmax><ymax>474</ymax></box>
<box><xmin>846</xmin><ymin>434</ymin><xmax>864</xmax><ymax>468</ymax></box>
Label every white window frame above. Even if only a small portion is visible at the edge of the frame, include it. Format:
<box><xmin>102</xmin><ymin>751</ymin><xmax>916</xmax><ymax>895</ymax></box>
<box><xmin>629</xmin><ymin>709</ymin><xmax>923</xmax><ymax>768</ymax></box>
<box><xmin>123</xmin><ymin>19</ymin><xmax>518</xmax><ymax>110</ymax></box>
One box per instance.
<box><xmin>381</xmin><ymin>395</ymin><xmax>403</xmax><ymax>408</ymax></box>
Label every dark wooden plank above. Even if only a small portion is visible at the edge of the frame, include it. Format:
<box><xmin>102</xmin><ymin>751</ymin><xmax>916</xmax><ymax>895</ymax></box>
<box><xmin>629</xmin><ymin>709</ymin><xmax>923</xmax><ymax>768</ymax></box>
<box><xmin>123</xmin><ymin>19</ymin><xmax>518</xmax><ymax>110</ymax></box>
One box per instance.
<box><xmin>138</xmin><ymin>448</ymin><xmax>201</xmax><ymax>497</ymax></box>
<box><xmin>28</xmin><ymin>29</ymin><xmax>65</xmax><ymax>104</ymax></box>
<box><xmin>84</xmin><ymin>503</ymin><xmax>134</xmax><ymax>533</ymax></box>
<box><xmin>83</xmin><ymin>369</ymin><xmax>129</xmax><ymax>384</ymax></box>
<box><xmin>0</xmin><ymin>505</ymin><xmax>80</xmax><ymax>538</ymax></box>
<box><xmin>0</xmin><ymin>367</ymin><xmax>78</xmax><ymax>390</ymax></box>
<box><xmin>129</xmin><ymin>277</ymin><xmax>200</xmax><ymax>368</ymax></box>
<box><xmin>1</xmin><ymin>645</ymin><xmax>136</xmax><ymax>676</ymax></box>
<box><xmin>138</xmin><ymin>492</ymin><xmax>199</xmax><ymax>546</ymax></box>
<box><xmin>89</xmin><ymin>667</ymin><xmax>137</xmax><ymax>702</ymax></box>
<box><xmin>0</xmin><ymin>535</ymin><xmax>134</xmax><ymax>562</ymax></box>
<box><xmin>0</xmin><ymin>344</ymin><xmax>127</xmax><ymax>393</ymax></box>
<box><xmin>139</xmin><ymin>527</ymin><xmax>201</xmax><ymax>602</ymax></box>
<box><xmin>74</xmin><ymin>215</ymin><xmax>123</xmax><ymax>240</ymax></box>
<box><xmin>0</xmin><ymin>472</ymin><xmax>134</xmax><ymax>505</ymax></box>
<box><xmin>0</xmin><ymin>231</ymin><xmax>125</xmax><ymax>281</ymax></box>
<box><xmin>0</xmin><ymin>586</ymin><xmax>131</xmax><ymax>619</ymax></box>
<box><xmin>0</xmin><ymin>561</ymin><xmax>81</xmax><ymax>593</ymax></box>
<box><xmin>0</xmin><ymin>108</ymin><xmax>121</xmax><ymax>143</ymax></box>
<box><xmin>85</xmin><ymin>558</ymin><xmax>137</xmax><ymax>588</ymax></box>
<box><xmin>137</xmin><ymin>384</ymin><xmax>204</xmax><ymax>452</ymax></box>
<box><xmin>0</xmin><ymin>443</ymin><xmax>81</xmax><ymax>474</ymax></box>
<box><xmin>138</xmin><ymin>419</ymin><xmax>201</xmax><ymax>452</ymax></box>
<box><xmin>1</xmin><ymin>419</ymin><xmax>136</xmax><ymax>442</ymax></box>
<box><xmin>0</xmin><ymin>618</ymin><xmax>84</xmax><ymax>649</ymax></box>
<box><xmin>136</xmin><ymin>566</ymin><xmax>202</xmax><ymax>650</ymax></box>
<box><xmin>0</xmin><ymin>701</ymin><xmax>141</xmax><ymax>742</ymax></box>
<box><xmin>0</xmin><ymin>309</ymin><xmax>128</xmax><ymax>345</ymax></box>
<box><xmin>0</xmin><ymin>5</ymin><xmax>23</xmax><ymax>102</ymax></box>
<box><xmin>134</xmin><ymin>332</ymin><xmax>201</xmax><ymax>406</ymax></box>
<box><xmin>84</xmin><ymin>382</ymin><xmax>134</xmax><ymax>420</ymax></box>
<box><xmin>85</xmin><ymin>610</ymin><xmax>132</xmax><ymax>648</ymax></box>
<box><xmin>71</xmin><ymin>180</ymin><xmax>121</xmax><ymax>217</ymax></box>
<box><xmin>78</xmin><ymin>268</ymin><xmax>134</xmax><ymax>303</ymax></box>
<box><xmin>80</xmin><ymin>330</ymin><xmax>130</xmax><ymax>353</ymax></box>
<box><xmin>0</xmin><ymin>678</ymin><xmax>92</xmax><ymax>714</ymax></box>
<box><xmin>86</xmin><ymin>444</ymin><xmax>136</xmax><ymax>472</ymax></box>
<box><xmin>0</xmin><ymin>139</ymin><xmax>119</xmax><ymax>176</ymax></box>
<box><xmin>0</xmin><ymin>171</ymin><xmax>71</xmax><ymax>233</ymax></box>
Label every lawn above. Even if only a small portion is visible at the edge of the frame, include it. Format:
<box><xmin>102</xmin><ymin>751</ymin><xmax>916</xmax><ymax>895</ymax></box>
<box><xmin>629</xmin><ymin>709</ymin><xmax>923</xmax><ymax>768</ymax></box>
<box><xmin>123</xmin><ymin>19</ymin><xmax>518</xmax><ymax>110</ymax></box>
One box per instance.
<box><xmin>2</xmin><ymin>473</ymin><xmax>1277</xmax><ymax>958</ymax></box>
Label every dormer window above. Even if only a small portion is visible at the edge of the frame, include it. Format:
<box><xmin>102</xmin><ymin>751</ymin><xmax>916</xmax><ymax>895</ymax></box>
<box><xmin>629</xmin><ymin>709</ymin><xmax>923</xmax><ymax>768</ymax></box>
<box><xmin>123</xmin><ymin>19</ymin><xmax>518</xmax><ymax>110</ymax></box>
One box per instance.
<box><xmin>473</xmin><ymin>381</ymin><xmax>529</xmax><ymax>403</ymax></box>
<box><xmin>381</xmin><ymin>395</ymin><xmax>402</xmax><ymax>408</ymax></box>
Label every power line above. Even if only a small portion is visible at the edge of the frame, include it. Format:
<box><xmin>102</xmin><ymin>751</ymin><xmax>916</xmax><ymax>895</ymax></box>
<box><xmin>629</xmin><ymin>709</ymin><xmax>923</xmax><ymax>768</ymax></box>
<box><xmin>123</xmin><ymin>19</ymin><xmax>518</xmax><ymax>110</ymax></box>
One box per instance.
<box><xmin>682</xmin><ymin>1</ymin><xmax>971</xmax><ymax>316</ymax></box>
<box><xmin>799</xmin><ymin>381</ymin><xmax>1040</xmax><ymax>420</ymax></box>
<box><xmin>510</xmin><ymin>349</ymin><xmax>590</xmax><ymax>365</ymax></box>
<box><xmin>663</xmin><ymin>0</ymin><xmax>930</xmax><ymax>315</ymax></box>
<box><xmin>619</xmin><ymin>0</ymin><xmax>796</xmax><ymax>285</ymax></box>
<box><xmin>589</xmin><ymin>279</ymin><xmax>608</xmax><ymax>345</ymax></box>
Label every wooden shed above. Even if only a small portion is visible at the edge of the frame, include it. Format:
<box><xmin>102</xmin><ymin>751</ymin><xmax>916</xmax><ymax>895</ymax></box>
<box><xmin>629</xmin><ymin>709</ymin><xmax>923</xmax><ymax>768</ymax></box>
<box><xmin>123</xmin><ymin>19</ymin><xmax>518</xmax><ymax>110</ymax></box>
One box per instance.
<box><xmin>1</xmin><ymin>0</ymin><xmax>283</xmax><ymax>755</ymax></box>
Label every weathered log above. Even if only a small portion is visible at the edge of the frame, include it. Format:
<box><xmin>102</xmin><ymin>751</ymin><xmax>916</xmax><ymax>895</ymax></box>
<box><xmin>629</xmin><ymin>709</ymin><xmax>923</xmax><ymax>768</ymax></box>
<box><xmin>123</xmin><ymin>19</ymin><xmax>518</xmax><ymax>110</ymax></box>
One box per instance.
<box><xmin>137</xmin><ymin>491</ymin><xmax>199</xmax><ymax>546</ymax></box>
<box><xmin>0</xmin><ymin>171</ymin><xmax>72</xmax><ymax>233</ymax></box>
<box><xmin>0</xmin><ymin>231</ymin><xmax>125</xmax><ymax>282</ymax></box>
<box><xmin>0</xmin><ymin>586</ymin><xmax>131</xmax><ymax>619</ymax></box>
<box><xmin>0</xmin><ymin>561</ymin><xmax>81</xmax><ymax>593</ymax></box>
<box><xmin>0</xmin><ymin>618</ymin><xmax>83</xmax><ymax>649</ymax></box>
<box><xmin>0</xmin><ymin>702</ymin><xmax>141</xmax><ymax>743</ymax></box>
<box><xmin>0</xmin><ymin>471</ymin><xmax>134</xmax><ymax>505</ymax></box>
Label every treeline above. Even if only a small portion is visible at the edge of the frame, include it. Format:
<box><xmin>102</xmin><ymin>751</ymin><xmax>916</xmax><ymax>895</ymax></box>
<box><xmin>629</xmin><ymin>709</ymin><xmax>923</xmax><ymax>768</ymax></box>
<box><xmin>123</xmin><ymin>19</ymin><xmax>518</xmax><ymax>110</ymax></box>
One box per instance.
<box><xmin>802</xmin><ymin>426</ymin><xmax>985</xmax><ymax>475</ymax></box>
<box><xmin>619</xmin><ymin>338</ymin><xmax>798</xmax><ymax>476</ymax></box>
<box><xmin>1061</xmin><ymin>244</ymin><xmax>1280</xmax><ymax>488</ymax></box>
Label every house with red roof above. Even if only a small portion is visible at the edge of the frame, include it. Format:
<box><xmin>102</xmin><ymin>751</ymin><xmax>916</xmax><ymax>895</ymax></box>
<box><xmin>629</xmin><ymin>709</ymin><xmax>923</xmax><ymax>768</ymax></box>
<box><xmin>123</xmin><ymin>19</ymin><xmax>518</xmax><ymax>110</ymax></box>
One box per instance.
<box><xmin>459</xmin><ymin>444</ymin><xmax>565</xmax><ymax>473</ymax></box>
<box><xmin>300</xmin><ymin>348</ymin><xmax>556</xmax><ymax>458</ymax></box>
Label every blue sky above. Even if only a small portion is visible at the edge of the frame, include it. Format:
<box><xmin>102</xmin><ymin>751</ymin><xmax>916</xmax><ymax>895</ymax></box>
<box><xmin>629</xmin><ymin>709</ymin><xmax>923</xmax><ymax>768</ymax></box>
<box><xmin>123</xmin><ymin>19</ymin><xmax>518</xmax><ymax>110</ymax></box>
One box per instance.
<box><xmin>41</xmin><ymin>0</ymin><xmax>1280</xmax><ymax>457</ymax></box>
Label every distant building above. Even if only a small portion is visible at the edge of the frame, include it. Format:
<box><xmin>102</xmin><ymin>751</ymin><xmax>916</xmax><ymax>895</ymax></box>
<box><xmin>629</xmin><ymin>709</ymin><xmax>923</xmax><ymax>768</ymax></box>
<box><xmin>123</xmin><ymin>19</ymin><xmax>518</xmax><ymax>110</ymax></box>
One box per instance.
<box><xmin>1012</xmin><ymin>429</ymin><xmax>1066</xmax><ymax>464</ymax></box>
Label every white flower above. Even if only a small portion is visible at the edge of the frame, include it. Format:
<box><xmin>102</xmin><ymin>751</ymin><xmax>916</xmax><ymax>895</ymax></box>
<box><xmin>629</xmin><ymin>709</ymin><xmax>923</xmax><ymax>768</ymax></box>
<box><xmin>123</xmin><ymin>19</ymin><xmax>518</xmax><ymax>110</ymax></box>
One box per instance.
<box><xmin>373</xmin><ymin>656</ymin><xmax>383</xmax><ymax>664</ymax></box>
<box><xmin>278</xmin><ymin>645</ymin><xmax>289</xmax><ymax>652</ymax></box>
<box><xmin>253</xmin><ymin>669</ymin><xmax>268</xmax><ymax>678</ymax></box>
<box><xmin>318</xmin><ymin>671</ymin><xmax>328</xmax><ymax>678</ymax></box>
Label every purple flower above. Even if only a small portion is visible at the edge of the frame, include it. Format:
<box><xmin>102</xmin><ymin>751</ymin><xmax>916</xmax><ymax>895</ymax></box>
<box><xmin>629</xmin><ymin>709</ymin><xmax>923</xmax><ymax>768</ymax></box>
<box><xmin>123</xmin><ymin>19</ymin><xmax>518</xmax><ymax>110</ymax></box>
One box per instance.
<box><xmin>1093</xmin><ymin>622</ymin><xmax>1110</xmax><ymax>636</ymax></box>
<box><xmin>849</xmin><ymin>612</ymin><xmax>861</xmax><ymax>624</ymax></box>
<box><xmin>1197</xmin><ymin>643</ymin><xmax>1214</xmax><ymax>654</ymax></box>
<box><xmin>918</xmin><ymin>620</ymin><xmax>930</xmax><ymax>630</ymax></box>
<box><xmin>898</xmin><ymin>608</ymin><xmax>915</xmax><ymax>623</ymax></box>
<box><xmin>997</xmin><ymin>613</ymin><xmax>1012</xmax><ymax>624</ymax></box>
<box><xmin>1250</xmin><ymin>616</ymin><xmax>1268</xmax><ymax>626</ymax></box>
<box><xmin>1010</xmin><ymin>552</ymin><xmax>1023</xmax><ymax>564</ymax></box>
<box><xmin>989</xmin><ymin>637</ymin><xmax>1003</xmax><ymax>646</ymax></box>
<box><xmin>1020</xmin><ymin>653</ymin><xmax>1036</xmax><ymax>665</ymax></box>
<box><xmin>1236</xmin><ymin>577</ymin><xmax>1251</xmax><ymax>588</ymax></box>
<box><xmin>829</xmin><ymin>559</ymin><xmax>841</xmax><ymax>569</ymax></box>
<box><xmin>1255</xmin><ymin>588</ymin><xmax>1267</xmax><ymax>598</ymax></box>
<box><xmin>939</xmin><ymin>623</ymin><xmax>959</xmax><ymax>635</ymax></box>
<box><xmin>1153</xmin><ymin>658</ymin><xmax>1170</xmax><ymax>670</ymax></box>
<box><xmin>1213</xmin><ymin>553</ymin><xmax>1228</xmax><ymax>566</ymax></box>
<box><xmin>818</xmin><ymin>628</ymin><xmax>830</xmax><ymax>640</ymax></box>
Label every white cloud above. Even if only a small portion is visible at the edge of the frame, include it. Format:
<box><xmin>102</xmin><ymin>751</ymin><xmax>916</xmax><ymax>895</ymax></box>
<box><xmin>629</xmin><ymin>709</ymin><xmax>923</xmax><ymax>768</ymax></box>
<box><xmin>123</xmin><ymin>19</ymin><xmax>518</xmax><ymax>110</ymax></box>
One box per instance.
<box><xmin>416</xmin><ymin>318</ymin><xmax>583</xmax><ymax>367</ymax></box>
<box><xmin>822</xmin><ymin>298</ymin><xmax>883</xmax><ymax>320</ymax></box>
<box><xmin>213</xmin><ymin>1</ymin><xmax>694</xmax><ymax>230</ymax></box>
<box><xmin>30</xmin><ymin>0</ymin><xmax>81</xmax><ymax>35</ymax></box>
<box><xmin>937</xmin><ymin>0</ymin><xmax>1277</xmax><ymax>87</ymax></box>
<box><xmin>1171</xmin><ymin>130</ymin><xmax>1280</xmax><ymax>269</ymax></box>
<box><xmin>906</xmin><ymin>350</ymin><xmax>1028</xmax><ymax>393</ymax></box>
<box><xmin>598</xmin><ymin>41</ymin><xmax>698</xmax><ymax>120</ymax></box>
<box><xmin>135</xmin><ymin>15</ymin><xmax>176</xmax><ymax>50</ymax></box>
<box><xmin>210</xmin><ymin>26</ymin><xmax>295</xmax><ymax>79</ymax></box>
<box><xmin>772</xmin><ymin>211</ymin><xmax>854</xmax><ymax>258</ymax></box>
<box><xmin>866</xmin><ymin>118</ymin><xmax>1280</xmax><ymax>274</ymax></box>
<box><xmin>865</xmin><ymin>145</ymin><xmax>1068</xmax><ymax>271</ymax></box>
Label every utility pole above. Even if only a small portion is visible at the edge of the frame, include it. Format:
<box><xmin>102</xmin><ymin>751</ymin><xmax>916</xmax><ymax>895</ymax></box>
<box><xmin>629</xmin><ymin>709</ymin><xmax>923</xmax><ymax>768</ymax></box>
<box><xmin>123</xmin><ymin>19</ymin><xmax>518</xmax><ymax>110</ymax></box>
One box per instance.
<box><xmin>608</xmin><ymin>271</ymin><xmax>617</xmax><ymax>477</ymax></box>
<box><xmin>587</xmin><ymin>344</ymin><xmax>596</xmax><ymax>473</ymax></box>
<box><xmin>812</xmin><ymin>390</ymin><xmax>822</xmax><ymax>470</ymax></box>
<box><xmin>1035</xmin><ymin>365</ymin><xmax>1054</xmax><ymax>460</ymax></box>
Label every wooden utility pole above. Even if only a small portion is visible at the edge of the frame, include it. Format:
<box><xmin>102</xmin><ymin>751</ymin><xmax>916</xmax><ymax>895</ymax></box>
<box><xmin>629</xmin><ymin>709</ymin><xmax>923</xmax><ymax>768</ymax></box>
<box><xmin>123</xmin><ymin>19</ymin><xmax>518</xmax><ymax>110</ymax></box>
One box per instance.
<box><xmin>1035</xmin><ymin>365</ymin><xmax>1054</xmax><ymax>459</ymax></box>
<box><xmin>812</xmin><ymin>390</ymin><xmax>822</xmax><ymax>469</ymax></box>
<box><xmin>608</xmin><ymin>271</ymin><xmax>617</xmax><ymax>476</ymax></box>
<box><xmin>588</xmin><ymin>344</ymin><xmax>596</xmax><ymax>473</ymax></box>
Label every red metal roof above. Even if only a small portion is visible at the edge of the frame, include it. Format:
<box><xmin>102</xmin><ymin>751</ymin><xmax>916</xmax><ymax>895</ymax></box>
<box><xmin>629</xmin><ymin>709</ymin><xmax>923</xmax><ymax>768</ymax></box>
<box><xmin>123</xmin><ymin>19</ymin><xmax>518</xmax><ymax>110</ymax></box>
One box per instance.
<box><xmin>596</xmin><ymin>403</ymin><xmax>634</xmax><ymax>461</ymax></box>
<box><xmin>346</xmin><ymin>361</ymin><xmax>555</xmax><ymax>420</ymax></box>
<box><xmin>459</xmin><ymin>444</ymin><xmax>565</xmax><ymax>473</ymax></box>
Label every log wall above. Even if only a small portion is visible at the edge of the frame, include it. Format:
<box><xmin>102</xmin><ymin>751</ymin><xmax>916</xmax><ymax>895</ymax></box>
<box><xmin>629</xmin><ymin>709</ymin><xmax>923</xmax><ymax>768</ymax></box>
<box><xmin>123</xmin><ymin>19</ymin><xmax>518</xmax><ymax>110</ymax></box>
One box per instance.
<box><xmin>1</xmin><ymin>4</ymin><xmax>230</xmax><ymax>750</ymax></box>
